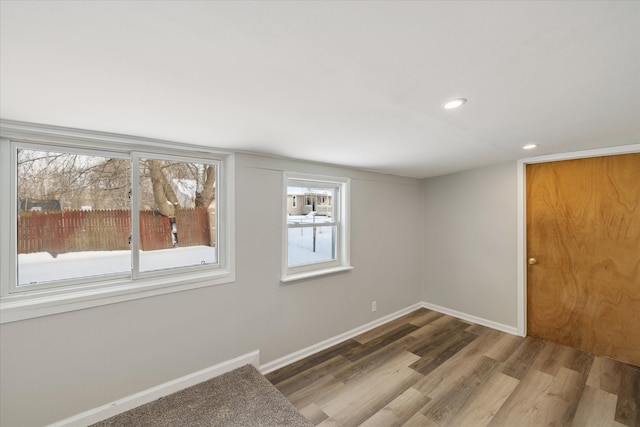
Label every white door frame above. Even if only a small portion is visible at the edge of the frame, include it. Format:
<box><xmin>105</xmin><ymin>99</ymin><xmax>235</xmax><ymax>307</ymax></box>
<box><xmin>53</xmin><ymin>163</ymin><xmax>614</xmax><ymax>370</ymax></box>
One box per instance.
<box><xmin>516</xmin><ymin>143</ymin><xmax>640</xmax><ymax>336</ymax></box>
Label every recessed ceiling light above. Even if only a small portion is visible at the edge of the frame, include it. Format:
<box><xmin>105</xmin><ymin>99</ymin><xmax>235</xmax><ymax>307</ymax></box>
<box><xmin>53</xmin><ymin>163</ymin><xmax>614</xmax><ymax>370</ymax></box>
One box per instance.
<box><xmin>523</xmin><ymin>144</ymin><xmax>538</xmax><ymax>150</ymax></box>
<box><xmin>443</xmin><ymin>98</ymin><xmax>467</xmax><ymax>109</ymax></box>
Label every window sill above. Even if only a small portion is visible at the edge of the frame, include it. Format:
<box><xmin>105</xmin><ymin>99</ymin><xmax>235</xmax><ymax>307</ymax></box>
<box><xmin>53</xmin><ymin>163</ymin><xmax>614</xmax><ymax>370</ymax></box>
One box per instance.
<box><xmin>280</xmin><ymin>265</ymin><xmax>353</xmax><ymax>283</ymax></box>
<box><xmin>0</xmin><ymin>268</ymin><xmax>235</xmax><ymax>324</ymax></box>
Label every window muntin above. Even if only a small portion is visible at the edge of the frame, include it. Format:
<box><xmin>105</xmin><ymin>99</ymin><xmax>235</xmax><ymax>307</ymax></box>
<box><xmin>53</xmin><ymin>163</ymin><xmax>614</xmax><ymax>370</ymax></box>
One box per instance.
<box><xmin>284</xmin><ymin>174</ymin><xmax>350</xmax><ymax>280</ymax></box>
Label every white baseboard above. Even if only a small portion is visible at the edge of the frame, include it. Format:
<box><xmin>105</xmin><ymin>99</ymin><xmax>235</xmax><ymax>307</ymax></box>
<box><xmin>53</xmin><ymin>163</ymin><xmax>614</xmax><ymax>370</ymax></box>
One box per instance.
<box><xmin>47</xmin><ymin>302</ymin><xmax>517</xmax><ymax>426</ymax></box>
<box><xmin>421</xmin><ymin>301</ymin><xmax>520</xmax><ymax>336</ymax></box>
<box><xmin>259</xmin><ymin>302</ymin><xmax>423</xmax><ymax>374</ymax></box>
<box><xmin>48</xmin><ymin>350</ymin><xmax>261</xmax><ymax>427</ymax></box>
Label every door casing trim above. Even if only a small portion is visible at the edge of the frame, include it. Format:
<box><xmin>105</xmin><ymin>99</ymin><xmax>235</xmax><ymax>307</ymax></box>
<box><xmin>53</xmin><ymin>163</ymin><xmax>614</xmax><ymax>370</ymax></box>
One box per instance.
<box><xmin>516</xmin><ymin>143</ymin><xmax>640</xmax><ymax>336</ymax></box>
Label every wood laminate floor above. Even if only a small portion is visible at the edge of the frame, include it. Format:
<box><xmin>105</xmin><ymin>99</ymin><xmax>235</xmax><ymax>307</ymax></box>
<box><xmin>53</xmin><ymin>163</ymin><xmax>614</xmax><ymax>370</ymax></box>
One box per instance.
<box><xmin>266</xmin><ymin>308</ymin><xmax>640</xmax><ymax>427</ymax></box>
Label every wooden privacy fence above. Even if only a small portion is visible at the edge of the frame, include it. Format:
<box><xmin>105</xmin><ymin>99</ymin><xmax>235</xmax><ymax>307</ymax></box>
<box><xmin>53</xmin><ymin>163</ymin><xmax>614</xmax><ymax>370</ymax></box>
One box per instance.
<box><xmin>139</xmin><ymin>208</ymin><xmax>211</xmax><ymax>251</ymax></box>
<box><xmin>18</xmin><ymin>208</ymin><xmax>211</xmax><ymax>257</ymax></box>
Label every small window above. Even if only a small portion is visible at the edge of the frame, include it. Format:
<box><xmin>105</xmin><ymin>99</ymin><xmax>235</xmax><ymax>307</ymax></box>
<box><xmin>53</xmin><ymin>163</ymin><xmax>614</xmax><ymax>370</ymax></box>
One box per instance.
<box><xmin>282</xmin><ymin>173</ymin><xmax>351</xmax><ymax>282</ymax></box>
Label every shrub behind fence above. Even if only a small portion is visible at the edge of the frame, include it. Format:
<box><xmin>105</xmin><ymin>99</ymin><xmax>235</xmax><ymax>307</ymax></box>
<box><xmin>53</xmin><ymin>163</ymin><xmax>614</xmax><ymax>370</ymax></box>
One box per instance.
<box><xmin>18</xmin><ymin>208</ymin><xmax>211</xmax><ymax>257</ymax></box>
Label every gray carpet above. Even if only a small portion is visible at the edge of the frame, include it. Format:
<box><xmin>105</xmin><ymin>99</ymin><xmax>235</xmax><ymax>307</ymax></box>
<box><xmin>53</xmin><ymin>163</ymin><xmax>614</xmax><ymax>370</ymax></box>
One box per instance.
<box><xmin>92</xmin><ymin>364</ymin><xmax>313</xmax><ymax>427</ymax></box>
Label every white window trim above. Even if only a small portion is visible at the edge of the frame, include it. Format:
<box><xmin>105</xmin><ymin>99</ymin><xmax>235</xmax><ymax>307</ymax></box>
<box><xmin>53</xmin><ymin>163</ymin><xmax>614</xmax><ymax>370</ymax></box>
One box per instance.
<box><xmin>0</xmin><ymin>120</ymin><xmax>235</xmax><ymax>324</ymax></box>
<box><xmin>281</xmin><ymin>172</ymin><xmax>352</xmax><ymax>283</ymax></box>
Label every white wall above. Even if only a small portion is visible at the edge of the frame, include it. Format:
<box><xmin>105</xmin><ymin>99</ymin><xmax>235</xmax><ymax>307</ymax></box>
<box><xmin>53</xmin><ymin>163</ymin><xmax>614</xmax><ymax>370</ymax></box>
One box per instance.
<box><xmin>0</xmin><ymin>152</ymin><xmax>423</xmax><ymax>426</ymax></box>
<box><xmin>421</xmin><ymin>161</ymin><xmax>518</xmax><ymax>329</ymax></box>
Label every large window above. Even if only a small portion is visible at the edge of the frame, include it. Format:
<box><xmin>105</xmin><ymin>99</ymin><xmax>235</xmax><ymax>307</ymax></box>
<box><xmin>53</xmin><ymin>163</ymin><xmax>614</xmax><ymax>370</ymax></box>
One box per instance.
<box><xmin>1</xmin><ymin>122</ymin><xmax>234</xmax><ymax>322</ymax></box>
<box><xmin>282</xmin><ymin>173</ymin><xmax>351</xmax><ymax>282</ymax></box>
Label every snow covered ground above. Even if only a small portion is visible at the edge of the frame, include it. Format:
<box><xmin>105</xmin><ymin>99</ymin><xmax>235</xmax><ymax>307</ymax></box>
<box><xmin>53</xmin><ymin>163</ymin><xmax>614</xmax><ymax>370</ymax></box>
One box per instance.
<box><xmin>287</xmin><ymin>215</ymin><xmax>335</xmax><ymax>266</ymax></box>
<box><xmin>18</xmin><ymin>245</ymin><xmax>217</xmax><ymax>285</ymax></box>
<box><xmin>17</xmin><ymin>214</ymin><xmax>337</xmax><ymax>285</ymax></box>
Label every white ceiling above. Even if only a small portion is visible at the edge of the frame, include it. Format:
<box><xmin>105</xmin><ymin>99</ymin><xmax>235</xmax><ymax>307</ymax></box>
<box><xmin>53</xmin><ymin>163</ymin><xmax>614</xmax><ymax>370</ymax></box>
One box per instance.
<box><xmin>1</xmin><ymin>1</ymin><xmax>638</xmax><ymax>178</ymax></box>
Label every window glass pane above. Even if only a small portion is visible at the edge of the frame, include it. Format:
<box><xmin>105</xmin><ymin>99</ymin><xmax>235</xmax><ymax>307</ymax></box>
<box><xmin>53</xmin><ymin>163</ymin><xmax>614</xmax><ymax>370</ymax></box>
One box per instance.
<box><xmin>138</xmin><ymin>158</ymin><xmax>217</xmax><ymax>272</ymax></box>
<box><xmin>288</xmin><ymin>224</ymin><xmax>336</xmax><ymax>267</ymax></box>
<box><xmin>17</xmin><ymin>148</ymin><xmax>131</xmax><ymax>285</ymax></box>
<box><xmin>287</xmin><ymin>184</ymin><xmax>337</xmax><ymax>268</ymax></box>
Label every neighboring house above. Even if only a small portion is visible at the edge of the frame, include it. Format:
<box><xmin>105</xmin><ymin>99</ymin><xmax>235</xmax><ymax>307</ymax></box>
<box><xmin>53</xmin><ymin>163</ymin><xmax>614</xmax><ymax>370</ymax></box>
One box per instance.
<box><xmin>287</xmin><ymin>189</ymin><xmax>332</xmax><ymax>216</ymax></box>
<box><xmin>18</xmin><ymin>197</ymin><xmax>61</xmax><ymax>212</ymax></box>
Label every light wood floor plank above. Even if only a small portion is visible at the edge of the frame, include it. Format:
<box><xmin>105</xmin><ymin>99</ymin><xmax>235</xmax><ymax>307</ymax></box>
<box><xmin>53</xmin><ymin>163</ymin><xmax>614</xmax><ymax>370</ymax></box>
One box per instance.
<box><xmin>572</xmin><ymin>385</ymin><xmax>619</xmax><ymax>427</ymax></box>
<box><xmin>488</xmin><ymin>368</ymin><xmax>556</xmax><ymax>426</ymax></box>
<box><xmin>545</xmin><ymin>366</ymin><xmax>586</xmax><ymax>425</ymax></box>
<box><xmin>421</xmin><ymin>356</ymin><xmax>499</xmax><ymax>424</ymax></box>
<box><xmin>333</xmin><ymin>335</ymin><xmax>417</xmax><ymax>385</ymax></box>
<box><xmin>484</xmin><ymin>332</ymin><xmax>525</xmax><ymax>362</ymax></box>
<box><xmin>300</xmin><ymin>403</ymin><xmax>329</xmax><ymax>426</ymax></box>
<box><xmin>359</xmin><ymin>387</ymin><xmax>431</xmax><ymax>427</ymax></box>
<box><xmin>321</xmin><ymin>351</ymin><xmax>420</xmax><ymax>417</ymax></box>
<box><xmin>407</xmin><ymin>309</ymin><xmax>445</xmax><ymax>328</ymax></box>
<box><xmin>587</xmin><ymin>356</ymin><xmax>623</xmax><ymax>394</ymax></box>
<box><xmin>400</xmin><ymin>412</ymin><xmax>439</xmax><ymax>427</ymax></box>
<box><xmin>321</xmin><ymin>366</ymin><xmax>422</xmax><ymax>426</ymax></box>
<box><xmin>413</xmin><ymin>344</ymin><xmax>499</xmax><ymax>399</ymax></box>
<box><xmin>448</xmin><ymin>372</ymin><xmax>520</xmax><ymax>427</ymax></box>
<box><xmin>287</xmin><ymin>374</ymin><xmax>346</xmax><ymax>410</ymax></box>
<box><xmin>408</xmin><ymin>323</ymin><xmax>438</xmax><ymax>340</ymax></box>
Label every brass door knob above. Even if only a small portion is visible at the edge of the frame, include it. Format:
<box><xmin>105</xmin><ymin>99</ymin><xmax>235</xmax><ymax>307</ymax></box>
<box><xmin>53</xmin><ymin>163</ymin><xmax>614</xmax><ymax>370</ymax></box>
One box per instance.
<box><xmin>528</xmin><ymin>258</ymin><xmax>537</xmax><ymax>265</ymax></box>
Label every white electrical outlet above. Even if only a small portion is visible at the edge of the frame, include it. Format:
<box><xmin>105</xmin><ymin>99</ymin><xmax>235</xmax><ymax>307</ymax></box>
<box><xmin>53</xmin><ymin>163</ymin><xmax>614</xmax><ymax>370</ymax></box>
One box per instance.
<box><xmin>372</xmin><ymin>301</ymin><xmax>377</xmax><ymax>312</ymax></box>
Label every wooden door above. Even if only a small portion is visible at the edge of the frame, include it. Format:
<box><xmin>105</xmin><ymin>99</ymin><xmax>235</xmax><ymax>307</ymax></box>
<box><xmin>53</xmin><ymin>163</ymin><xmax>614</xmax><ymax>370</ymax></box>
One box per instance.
<box><xmin>527</xmin><ymin>153</ymin><xmax>640</xmax><ymax>366</ymax></box>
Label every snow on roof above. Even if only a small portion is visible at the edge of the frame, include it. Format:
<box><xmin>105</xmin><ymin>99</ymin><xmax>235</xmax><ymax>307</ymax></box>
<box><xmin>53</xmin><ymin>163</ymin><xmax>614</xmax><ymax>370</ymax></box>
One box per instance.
<box><xmin>172</xmin><ymin>179</ymin><xmax>197</xmax><ymax>196</ymax></box>
<box><xmin>287</xmin><ymin>187</ymin><xmax>332</xmax><ymax>196</ymax></box>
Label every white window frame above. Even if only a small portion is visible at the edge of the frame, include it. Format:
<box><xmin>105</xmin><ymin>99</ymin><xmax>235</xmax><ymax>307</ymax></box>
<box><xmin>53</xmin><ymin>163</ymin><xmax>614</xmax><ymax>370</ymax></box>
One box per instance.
<box><xmin>0</xmin><ymin>120</ymin><xmax>235</xmax><ymax>323</ymax></box>
<box><xmin>282</xmin><ymin>172</ymin><xmax>352</xmax><ymax>282</ymax></box>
